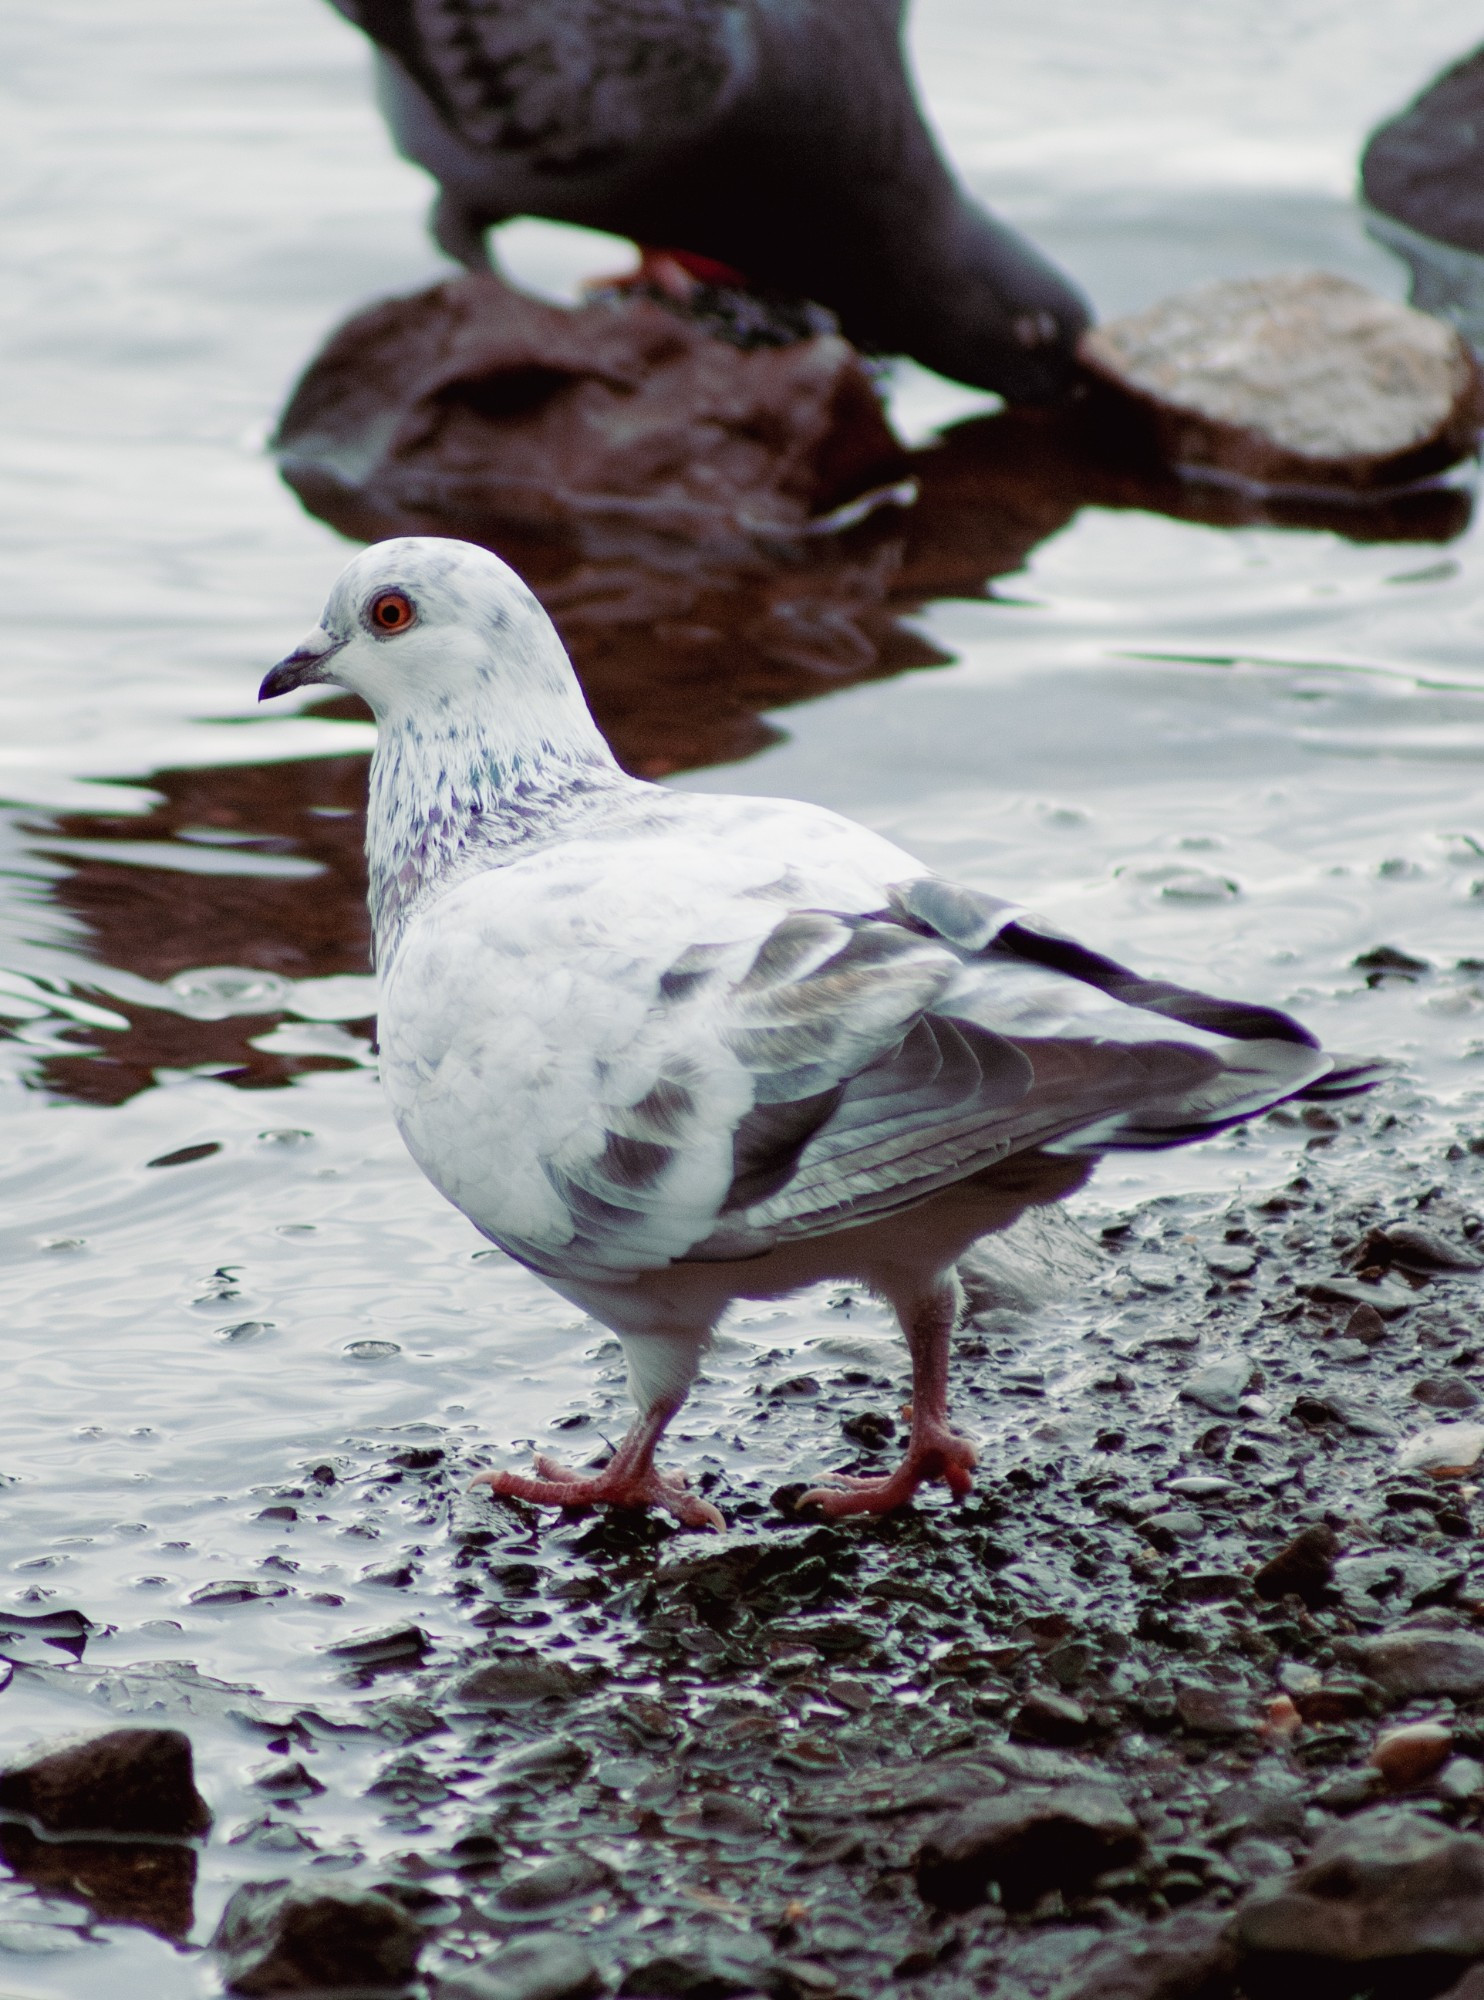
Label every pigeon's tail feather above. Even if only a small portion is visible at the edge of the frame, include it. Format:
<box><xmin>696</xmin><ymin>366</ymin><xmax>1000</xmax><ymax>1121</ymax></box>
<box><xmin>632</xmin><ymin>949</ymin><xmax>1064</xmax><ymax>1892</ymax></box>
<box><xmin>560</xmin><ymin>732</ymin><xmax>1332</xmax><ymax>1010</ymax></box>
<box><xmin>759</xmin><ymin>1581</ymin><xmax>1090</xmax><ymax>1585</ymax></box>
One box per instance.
<box><xmin>1293</xmin><ymin>1054</ymin><xmax>1392</xmax><ymax>1100</ymax></box>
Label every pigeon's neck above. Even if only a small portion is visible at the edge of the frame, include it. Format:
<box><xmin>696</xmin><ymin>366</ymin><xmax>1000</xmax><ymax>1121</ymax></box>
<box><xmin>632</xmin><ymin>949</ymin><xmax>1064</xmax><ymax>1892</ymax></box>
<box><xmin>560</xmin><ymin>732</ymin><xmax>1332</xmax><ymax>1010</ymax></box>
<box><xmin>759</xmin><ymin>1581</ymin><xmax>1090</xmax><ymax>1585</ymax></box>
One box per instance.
<box><xmin>365</xmin><ymin>706</ymin><xmax>628</xmax><ymax>963</ymax></box>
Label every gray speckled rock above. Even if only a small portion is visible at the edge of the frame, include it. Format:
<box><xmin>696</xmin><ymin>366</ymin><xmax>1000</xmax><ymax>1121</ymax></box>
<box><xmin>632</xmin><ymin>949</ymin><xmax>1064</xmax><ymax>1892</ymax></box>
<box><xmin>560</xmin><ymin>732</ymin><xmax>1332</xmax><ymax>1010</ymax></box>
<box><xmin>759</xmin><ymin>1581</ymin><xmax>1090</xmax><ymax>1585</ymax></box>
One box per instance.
<box><xmin>1080</xmin><ymin>273</ymin><xmax>1483</xmax><ymax>492</ymax></box>
<box><xmin>1339</xmin><ymin>1628</ymin><xmax>1484</xmax><ymax>1699</ymax></box>
<box><xmin>1236</xmin><ymin>1811</ymin><xmax>1484</xmax><ymax>1970</ymax></box>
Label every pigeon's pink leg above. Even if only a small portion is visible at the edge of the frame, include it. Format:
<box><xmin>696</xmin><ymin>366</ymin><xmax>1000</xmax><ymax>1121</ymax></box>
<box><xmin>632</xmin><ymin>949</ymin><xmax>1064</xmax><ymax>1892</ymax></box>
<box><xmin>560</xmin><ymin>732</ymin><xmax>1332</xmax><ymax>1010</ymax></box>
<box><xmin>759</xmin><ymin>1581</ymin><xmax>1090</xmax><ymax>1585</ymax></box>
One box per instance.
<box><xmin>471</xmin><ymin>1399</ymin><xmax>723</xmax><ymax>1531</ymax></box>
<box><xmin>800</xmin><ymin>1282</ymin><xmax>978</xmax><ymax>1518</ymax></box>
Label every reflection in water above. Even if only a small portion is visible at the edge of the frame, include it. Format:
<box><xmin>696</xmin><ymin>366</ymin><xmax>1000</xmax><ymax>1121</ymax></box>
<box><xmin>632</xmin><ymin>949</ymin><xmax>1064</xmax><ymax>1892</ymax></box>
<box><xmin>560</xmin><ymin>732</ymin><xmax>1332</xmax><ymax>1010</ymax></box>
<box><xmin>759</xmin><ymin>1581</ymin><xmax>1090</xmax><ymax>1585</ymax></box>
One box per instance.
<box><xmin>9</xmin><ymin>398</ymin><xmax>1472</xmax><ymax>1108</ymax></box>
<box><xmin>0</xmin><ymin>1825</ymin><xmax>197</xmax><ymax>1943</ymax></box>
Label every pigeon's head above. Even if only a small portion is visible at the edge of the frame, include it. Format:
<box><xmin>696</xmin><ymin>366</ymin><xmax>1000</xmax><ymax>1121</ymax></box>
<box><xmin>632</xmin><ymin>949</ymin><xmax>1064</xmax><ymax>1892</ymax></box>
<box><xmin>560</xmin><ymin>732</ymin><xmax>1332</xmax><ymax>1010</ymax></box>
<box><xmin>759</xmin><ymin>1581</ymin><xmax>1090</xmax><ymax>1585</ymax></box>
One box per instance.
<box><xmin>260</xmin><ymin>538</ymin><xmax>596</xmax><ymax>739</ymax></box>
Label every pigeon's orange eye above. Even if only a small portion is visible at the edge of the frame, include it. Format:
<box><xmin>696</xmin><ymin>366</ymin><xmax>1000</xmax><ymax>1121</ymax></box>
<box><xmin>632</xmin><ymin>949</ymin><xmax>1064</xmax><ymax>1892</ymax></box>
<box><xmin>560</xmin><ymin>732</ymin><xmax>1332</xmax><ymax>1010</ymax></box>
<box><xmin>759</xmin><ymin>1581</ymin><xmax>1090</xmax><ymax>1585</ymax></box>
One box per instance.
<box><xmin>369</xmin><ymin>589</ymin><xmax>416</xmax><ymax>633</ymax></box>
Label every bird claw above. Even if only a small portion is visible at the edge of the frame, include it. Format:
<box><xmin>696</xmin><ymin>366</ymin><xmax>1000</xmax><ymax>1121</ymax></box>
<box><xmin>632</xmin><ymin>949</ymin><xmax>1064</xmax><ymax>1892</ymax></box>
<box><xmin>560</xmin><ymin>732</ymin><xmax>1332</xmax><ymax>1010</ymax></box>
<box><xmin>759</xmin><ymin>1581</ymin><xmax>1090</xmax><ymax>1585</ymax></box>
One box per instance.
<box><xmin>470</xmin><ymin>1459</ymin><xmax>723</xmax><ymax>1531</ymax></box>
<box><xmin>799</xmin><ymin>1426</ymin><xmax>978</xmax><ymax>1519</ymax></box>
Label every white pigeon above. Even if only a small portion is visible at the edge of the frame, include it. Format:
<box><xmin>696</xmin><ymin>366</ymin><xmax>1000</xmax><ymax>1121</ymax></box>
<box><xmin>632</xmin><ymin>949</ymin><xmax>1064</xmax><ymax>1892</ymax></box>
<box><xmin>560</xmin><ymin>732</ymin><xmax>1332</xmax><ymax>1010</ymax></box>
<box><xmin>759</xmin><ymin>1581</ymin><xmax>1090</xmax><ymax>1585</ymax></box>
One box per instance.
<box><xmin>262</xmin><ymin>537</ymin><xmax>1376</xmax><ymax>1529</ymax></box>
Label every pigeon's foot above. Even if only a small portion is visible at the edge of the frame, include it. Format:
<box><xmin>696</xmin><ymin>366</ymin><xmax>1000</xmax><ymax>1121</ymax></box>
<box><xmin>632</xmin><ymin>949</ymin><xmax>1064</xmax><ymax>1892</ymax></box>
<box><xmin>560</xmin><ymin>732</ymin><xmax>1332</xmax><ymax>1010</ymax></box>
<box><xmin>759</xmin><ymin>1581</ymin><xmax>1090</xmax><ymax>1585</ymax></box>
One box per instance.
<box><xmin>798</xmin><ymin>1420</ymin><xmax>979</xmax><ymax>1519</ymax></box>
<box><xmin>471</xmin><ymin>1454</ymin><xmax>723</xmax><ymax>1531</ymax></box>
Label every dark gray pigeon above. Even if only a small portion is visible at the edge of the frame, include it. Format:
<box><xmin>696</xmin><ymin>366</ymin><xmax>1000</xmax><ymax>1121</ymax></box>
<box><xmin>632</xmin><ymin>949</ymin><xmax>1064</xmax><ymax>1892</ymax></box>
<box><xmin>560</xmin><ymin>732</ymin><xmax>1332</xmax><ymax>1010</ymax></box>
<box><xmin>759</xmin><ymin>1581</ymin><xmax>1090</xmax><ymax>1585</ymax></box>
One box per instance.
<box><xmin>327</xmin><ymin>0</ymin><xmax>1092</xmax><ymax>400</ymax></box>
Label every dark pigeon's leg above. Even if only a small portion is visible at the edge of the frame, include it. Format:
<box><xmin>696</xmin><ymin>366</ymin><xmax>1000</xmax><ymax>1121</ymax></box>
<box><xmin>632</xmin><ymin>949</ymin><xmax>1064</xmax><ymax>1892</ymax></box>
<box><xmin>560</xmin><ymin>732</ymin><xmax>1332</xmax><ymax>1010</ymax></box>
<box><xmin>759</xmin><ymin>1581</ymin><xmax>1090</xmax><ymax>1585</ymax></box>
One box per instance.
<box><xmin>799</xmin><ymin>1276</ymin><xmax>978</xmax><ymax>1518</ymax></box>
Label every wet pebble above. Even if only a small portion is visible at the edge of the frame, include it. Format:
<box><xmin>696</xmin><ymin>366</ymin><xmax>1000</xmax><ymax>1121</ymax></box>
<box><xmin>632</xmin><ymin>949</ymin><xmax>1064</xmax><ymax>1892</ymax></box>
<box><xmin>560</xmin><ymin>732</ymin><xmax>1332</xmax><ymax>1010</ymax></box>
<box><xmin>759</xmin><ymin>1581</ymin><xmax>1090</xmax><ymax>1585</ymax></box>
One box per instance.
<box><xmin>438</xmin><ymin>1936</ymin><xmax>603</xmax><ymax>2000</ymax></box>
<box><xmin>494</xmin><ymin>1852</ymin><xmax>615</xmax><ymax>1915</ymax></box>
<box><xmin>1180</xmin><ymin>1356</ymin><xmax>1255</xmax><ymax>1417</ymax></box>
<box><xmin>1370</xmin><ymin>1719</ymin><xmax>1453</xmax><ymax>1787</ymax></box>
<box><xmin>1011</xmin><ymin>1688</ymin><xmax>1092</xmax><ymax>1746</ymax></box>
<box><xmin>914</xmin><ymin>1782</ymin><xmax>1142</xmax><ymax>1912</ymax></box>
<box><xmin>213</xmin><ymin>1880</ymin><xmax>423</xmax><ymax>1995</ymax></box>
<box><xmin>1253</xmin><ymin>1523</ymin><xmax>1337</xmax><ymax>1608</ymax></box>
<box><xmin>1341</xmin><ymin>1628</ymin><xmax>1484</xmax><ymax>1699</ymax></box>
<box><xmin>1236</xmin><ymin>1815</ymin><xmax>1484</xmax><ymax>1970</ymax></box>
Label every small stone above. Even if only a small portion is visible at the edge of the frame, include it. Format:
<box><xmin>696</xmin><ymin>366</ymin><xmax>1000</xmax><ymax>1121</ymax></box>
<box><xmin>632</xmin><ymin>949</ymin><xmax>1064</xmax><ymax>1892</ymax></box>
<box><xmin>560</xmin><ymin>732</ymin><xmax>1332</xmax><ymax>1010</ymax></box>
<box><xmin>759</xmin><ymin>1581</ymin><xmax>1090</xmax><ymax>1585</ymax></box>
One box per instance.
<box><xmin>1180</xmin><ymin>1356</ymin><xmax>1255</xmax><ymax>1417</ymax></box>
<box><xmin>1304</xmin><ymin>1276</ymin><xmax>1416</xmax><ymax>1315</ymax></box>
<box><xmin>1045</xmin><ymin>1909</ymin><xmax>1237</xmax><ymax>2000</ymax></box>
<box><xmin>914</xmin><ymin>1782</ymin><xmax>1142</xmax><ymax>1912</ymax></box>
<box><xmin>1398</xmin><ymin>1423</ymin><xmax>1484</xmax><ymax>1479</ymax></box>
<box><xmin>1206</xmin><ymin>1245</ymin><xmax>1257</xmax><ymax>1279</ymax></box>
<box><xmin>1174</xmin><ymin>1684</ymin><xmax>1255</xmax><ymax>1737</ymax></box>
<box><xmin>327</xmin><ymin>1623</ymin><xmax>429</xmax><ymax>1665</ymax></box>
<box><xmin>1437</xmin><ymin>1757</ymin><xmax>1484</xmax><ymax>1804</ymax></box>
<box><xmin>450</xmin><ymin>1654</ymin><xmax>592</xmax><ymax>1707</ymax></box>
<box><xmin>1347</xmin><ymin>1303</ymin><xmax>1390</xmax><ymax>1345</ymax></box>
<box><xmin>1370</xmin><ymin>1719</ymin><xmax>1454</xmax><ymax>1788</ymax></box>
<box><xmin>1343</xmin><ymin>1628</ymin><xmax>1484</xmax><ymax>1699</ymax></box>
<box><xmin>1236</xmin><ymin>1813</ymin><xmax>1484</xmax><ymax>1969</ymax></box>
<box><xmin>495</xmin><ymin>1852</ymin><xmax>615</xmax><ymax>1914</ymax></box>
<box><xmin>0</xmin><ymin>1728</ymin><xmax>211</xmax><ymax>1839</ymax></box>
<box><xmin>437</xmin><ymin>1937</ymin><xmax>603</xmax><ymax>2000</ymax></box>
<box><xmin>1141</xmin><ymin>1509</ymin><xmax>1204</xmax><ymax>1545</ymax></box>
<box><xmin>1414</xmin><ymin>1378</ymin><xmax>1482</xmax><ymax>1412</ymax></box>
<box><xmin>1228</xmin><ymin>1837</ymin><xmax>1294</xmax><ymax>1882</ymax></box>
<box><xmin>213</xmin><ymin>1880</ymin><xmax>422</xmax><ymax>1996</ymax></box>
<box><xmin>1079</xmin><ymin>272</ymin><xmax>1484</xmax><ymax>490</ymax></box>
<box><xmin>1378</xmin><ymin>1223</ymin><xmax>1483</xmax><ymax>1274</ymax></box>
<box><xmin>1253</xmin><ymin>1523</ymin><xmax>1337</xmax><ymax>1608</ymax></box>
<box><xmin>1011</xmin><ymin>1689</ymin><xmax>1092</xmax><ymax>1746</ymax></box>
<box><xmin>617</xmin><ymin>1945</ymin><xmax>772</xmax><ymax>2000</ymax></box>
<box><xmin>1165</xmin><ymin>1476</ymin><xmax>1237</xmax><ymax>1500</ymax></box>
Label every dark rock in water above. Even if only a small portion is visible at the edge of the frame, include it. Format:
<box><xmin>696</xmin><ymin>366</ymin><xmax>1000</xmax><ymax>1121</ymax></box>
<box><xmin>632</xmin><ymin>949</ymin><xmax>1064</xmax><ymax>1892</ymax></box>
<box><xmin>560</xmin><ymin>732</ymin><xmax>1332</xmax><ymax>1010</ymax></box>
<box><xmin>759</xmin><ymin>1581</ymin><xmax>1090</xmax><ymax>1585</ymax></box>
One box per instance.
<box><xmin>0</xmin><ymin>1820</ymin><xmax>198</xmax><ymax>1940</ymax></box>
<box><xmin>328</xmin><ymin>1621</ymin><xmax>430</xmax><ymax>1666</ymax></box>
<box><xmin>213</xmin><ymin>1879</ymin><xmax>423</xmax><ymax>1996</ymax></box>
<box><xmin>914</xmin><ymin>1782</ymin><xmax>1142</xmax><ymax>1912</ymax></box>
<box><xmin>1253</xmin><ymin>1523</ymin><xmax>1337</xmax><ymax>1607</ymax></box>
<box><xmin>275</xmin><ymin>273</ymin><xmax>909</xmax><ymax>549</ymax></box>
<box><xmin>1047</xmin><ymin>1909</ymin><xmax>1238</xmax><ymax>2000</ymax></box>
<box><xmin>1078</xmin><ymin>274</ymin><xmax>1484</xmax><ymax>494</ymax></box>
<box><xmin>1363</xmin><ymin>48</ymin><xmax>1484</xmax><ymax>256</ymax></box>
<box><xmin>437</xmin><ymin>1936</ymin><xmax>604</xmax><ymax>2000</ymax></box>
<box><xmin>0</xmin><ymin>1727</ymin><xmax>211</xmax><ymax>1838</ymax></box>
<box><xmin>1235</xmin><ymin>1811</ymin><xmax>1484</xmax><ymax>1978</ymax></box>
<box><xmin>1338</xmin><ymin>1628</ymin><xmax>1484</xmax><ymax>1699</ymax></box>
<box><xmin>1377</xmin><ymin>1222</ymin><xmax>1484</xmax><ymax>1274</ymax></box>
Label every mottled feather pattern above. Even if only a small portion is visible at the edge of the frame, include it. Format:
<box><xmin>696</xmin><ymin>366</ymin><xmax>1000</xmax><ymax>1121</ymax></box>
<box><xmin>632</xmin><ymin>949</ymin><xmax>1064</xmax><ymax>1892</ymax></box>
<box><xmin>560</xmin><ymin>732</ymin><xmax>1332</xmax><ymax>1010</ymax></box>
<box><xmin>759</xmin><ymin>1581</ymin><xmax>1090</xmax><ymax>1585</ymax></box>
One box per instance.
<box><xmin>359</xmin><ymin>0</ymin><xmax>741</xmax><ymax>164</ymax></box>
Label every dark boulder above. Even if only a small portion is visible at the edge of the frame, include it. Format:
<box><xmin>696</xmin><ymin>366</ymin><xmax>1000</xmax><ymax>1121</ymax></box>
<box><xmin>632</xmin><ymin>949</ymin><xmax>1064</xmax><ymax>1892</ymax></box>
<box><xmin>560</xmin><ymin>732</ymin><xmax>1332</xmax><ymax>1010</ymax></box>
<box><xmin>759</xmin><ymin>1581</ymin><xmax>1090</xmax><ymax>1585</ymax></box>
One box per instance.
<box><xmin>1235</xmin><ymin>1811</ymin><xmax>1484</xmax><ymax>1987</ymax></box>
<box><xmin>0</xmin><ymin>1726</ymin><xmax>211</xmax><ymax>1838</ymax></box>
<box><xmin>914</xmin><ymin>1781</ymin><xmax>1143</xmax><ymax>1912</ymax></box>
<box><xmin>213</xmin><ymin>1879</ymin><xmax>423</xmax><ymax>1996</ymax></box>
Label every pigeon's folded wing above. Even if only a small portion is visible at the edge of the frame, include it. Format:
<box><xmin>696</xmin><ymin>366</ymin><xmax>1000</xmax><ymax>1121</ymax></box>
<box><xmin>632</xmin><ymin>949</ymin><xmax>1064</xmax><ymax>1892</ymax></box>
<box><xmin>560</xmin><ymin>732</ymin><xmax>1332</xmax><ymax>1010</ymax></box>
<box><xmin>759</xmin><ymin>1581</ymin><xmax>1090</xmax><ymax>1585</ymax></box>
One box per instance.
<box><xmin>332</xmin><ymin>0</ymin><xmax>749</xmax><ymax>162</ymax></box>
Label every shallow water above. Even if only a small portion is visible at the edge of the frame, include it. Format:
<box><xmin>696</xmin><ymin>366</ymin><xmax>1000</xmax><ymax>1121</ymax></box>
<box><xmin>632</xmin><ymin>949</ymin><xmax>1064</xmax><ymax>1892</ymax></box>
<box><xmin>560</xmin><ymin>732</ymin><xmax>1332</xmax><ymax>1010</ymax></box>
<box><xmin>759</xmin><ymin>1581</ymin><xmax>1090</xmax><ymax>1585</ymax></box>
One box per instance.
<box><xmin>2</xmin><ymin>1</ymin><xmax>1484</xmax><ymax>1990</ymax></box>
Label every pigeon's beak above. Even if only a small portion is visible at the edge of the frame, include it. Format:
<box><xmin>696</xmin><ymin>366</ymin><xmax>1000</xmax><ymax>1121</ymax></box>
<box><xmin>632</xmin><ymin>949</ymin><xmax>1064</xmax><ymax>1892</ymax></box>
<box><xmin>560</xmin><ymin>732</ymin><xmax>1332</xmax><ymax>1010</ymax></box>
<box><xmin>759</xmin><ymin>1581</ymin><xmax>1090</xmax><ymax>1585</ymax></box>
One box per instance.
<box><xmin>259</xmin><ymin>630</ymin><xmax>347</xmax><ymax>701</ymax></box>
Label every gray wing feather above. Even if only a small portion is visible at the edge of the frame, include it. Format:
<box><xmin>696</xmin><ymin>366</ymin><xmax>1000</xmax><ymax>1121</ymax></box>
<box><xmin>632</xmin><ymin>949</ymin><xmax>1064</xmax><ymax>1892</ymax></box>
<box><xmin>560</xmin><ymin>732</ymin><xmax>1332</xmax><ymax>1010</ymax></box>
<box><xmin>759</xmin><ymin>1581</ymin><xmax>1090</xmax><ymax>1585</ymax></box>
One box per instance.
<box><xmin>339</xmin><ymin>0</ymin><xmax>744</xmax><ymax>164</ymax></box>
